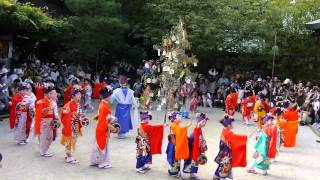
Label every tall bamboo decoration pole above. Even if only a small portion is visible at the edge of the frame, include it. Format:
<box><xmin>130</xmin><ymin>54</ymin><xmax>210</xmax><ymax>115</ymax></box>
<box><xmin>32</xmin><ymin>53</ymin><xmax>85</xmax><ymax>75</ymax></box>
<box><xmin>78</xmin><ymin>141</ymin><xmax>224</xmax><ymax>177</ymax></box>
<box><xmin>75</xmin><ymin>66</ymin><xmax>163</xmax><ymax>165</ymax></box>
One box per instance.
<box><xmin>270</xmin><ymin>33</ymin><xmax>277</xmax><ymax>102</ymax></box>
<box><xmin>272</xmin><ymin>33</ymin><xmax>277</xmax><ymax>79</ymax></box>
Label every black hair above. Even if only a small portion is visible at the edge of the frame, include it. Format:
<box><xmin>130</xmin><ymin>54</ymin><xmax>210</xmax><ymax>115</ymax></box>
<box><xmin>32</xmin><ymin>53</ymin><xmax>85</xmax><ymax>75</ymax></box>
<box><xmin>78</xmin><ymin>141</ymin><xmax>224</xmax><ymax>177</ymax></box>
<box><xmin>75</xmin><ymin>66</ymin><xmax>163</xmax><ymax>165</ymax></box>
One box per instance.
<box><xmin>219</xmin><ymin>119</ymin><xmax>224</xmax><ymax>126</ymax></box>
<box><xmin>219</xmin><ymin>115</ymin><xmax>229</xmax><ymax>126</ymax></box>
<box><xmin>99</xmin><ymin>87</ymin><xmax>108</xmax><ymax>96</ymax></box>
<box><xmin>44</xmin><ymin>86</ymin><xmax>56</xmax><ymax>94</ymax></box>
<box><xmin>13</xmin><ymin>79</ymin><xmax>21</xmax><ymax>84</ymax></box>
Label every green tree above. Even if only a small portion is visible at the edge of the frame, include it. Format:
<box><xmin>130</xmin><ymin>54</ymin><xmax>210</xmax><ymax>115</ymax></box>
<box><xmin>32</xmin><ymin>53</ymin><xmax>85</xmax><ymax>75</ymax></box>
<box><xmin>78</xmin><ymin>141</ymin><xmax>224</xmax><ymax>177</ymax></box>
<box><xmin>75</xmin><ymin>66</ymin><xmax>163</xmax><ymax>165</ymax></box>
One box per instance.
<box><xmin>61</xmin><ymin>0</ymin><xmax>130</xmax><ymax>70</ymax></box>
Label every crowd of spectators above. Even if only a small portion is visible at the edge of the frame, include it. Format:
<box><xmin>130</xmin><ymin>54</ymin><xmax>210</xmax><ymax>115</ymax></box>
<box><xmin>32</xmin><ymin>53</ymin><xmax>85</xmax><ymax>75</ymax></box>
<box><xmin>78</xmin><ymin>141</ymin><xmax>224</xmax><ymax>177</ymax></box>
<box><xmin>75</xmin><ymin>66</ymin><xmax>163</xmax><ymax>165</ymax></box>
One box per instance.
<box><xmin>0</xmin><ymin>57</ymin><xmax>319</xmax><ymax>132</ymax></box>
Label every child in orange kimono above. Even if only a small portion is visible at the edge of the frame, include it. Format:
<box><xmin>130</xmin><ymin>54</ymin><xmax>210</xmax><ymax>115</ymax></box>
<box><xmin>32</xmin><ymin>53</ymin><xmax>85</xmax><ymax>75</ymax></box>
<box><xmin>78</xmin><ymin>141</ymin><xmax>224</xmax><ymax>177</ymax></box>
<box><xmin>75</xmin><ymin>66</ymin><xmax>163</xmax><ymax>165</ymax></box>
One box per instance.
<box><xmin>135</xmin><ymin>112</ymin><xmax>165</xmax><ymax>174</ymax></box>
<box><xmin>225</xmin><ymin>90</ymin><xmax>238</xmax><ymax>117</ymax></box>
<box><xmin>61</xmin><ymin>87</ymin><xmax>89</xmax><ymax>164</ymax></box>
<box><xmin>277</xmin><ymin>107</ymin><xmax>299</xmax><ymax>148</ymax></box>
<box><xmin>166</xmin><ymin>112</ymin><xmax>191</xmax><ymax>178</ymax></box>
<box><xmin>90</xmin><ymin>86</ymin><xmax>114</xmax><ymax>169</ymax></box>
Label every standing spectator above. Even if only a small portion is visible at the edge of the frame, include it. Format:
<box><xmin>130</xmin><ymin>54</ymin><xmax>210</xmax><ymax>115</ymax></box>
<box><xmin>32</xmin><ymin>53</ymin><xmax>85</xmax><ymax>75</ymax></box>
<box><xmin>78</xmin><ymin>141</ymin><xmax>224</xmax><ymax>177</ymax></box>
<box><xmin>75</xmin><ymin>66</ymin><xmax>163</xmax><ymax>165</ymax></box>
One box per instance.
<box><xmin>0</xmin><ymin>67</ymin><xmax>9</xmax><ymax>115</ymax></box>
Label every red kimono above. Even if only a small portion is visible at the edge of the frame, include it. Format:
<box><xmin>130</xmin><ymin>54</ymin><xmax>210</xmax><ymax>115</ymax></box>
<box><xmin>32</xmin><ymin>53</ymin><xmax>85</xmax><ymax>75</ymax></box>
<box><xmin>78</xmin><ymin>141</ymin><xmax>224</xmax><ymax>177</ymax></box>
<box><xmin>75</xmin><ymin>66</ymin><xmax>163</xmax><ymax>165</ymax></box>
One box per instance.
<box><xmin>35</xmin><ymin>84</ymin><xmax>45</xmax><ymax>102</ymax></box>
<box><xmin>241</xmin><ymin>95</ymin><xmax>255</xmax><ymax>118</ymax></box>
<box><xmin>9</xmin><ymin>93</ymin><xmax>23</xmax><ymax>129</ymax></box>
<box><xmin>140</xmin><ymin>122</ymin><xmax>164</xmax><ymax>155</ymax></box>
<box><xmin>262</xmin><ymin>124</ymin><xmax>277</xmax><ymax>158</ymax></box>
<box><xmin>214</xmin><ymin>128</ymin><xmax>247</xmax><ymax>179</ymax></box>
<box><xmin>96</xmin><ymin>100</ymin><xmax>111</xmax><ymax>151</ymax></box>
<box><xmin>191</xmin><ymin>127</ymin><xmax>203</xmax><ymax>163</ymax></box>
<box><xmin>223</xmin><ymin>128</ymin><xmax>247</xmax><ymax>167</ymax></box>
<box><xmin>93</xmin><ymin>83</ymin><xmax>107</xmax><ymax>99</ymax></box>
<box><xmin>64</xmin><ymin>85</ymin><xmax>74</xmax><ymax>105</ymax></box>
<box><xmin>61</xmin><ymin>99</ymin><xmax>82</xmax><ymax>137</ymax></box>
<box><xmin>35</xmin><ymin>97</ymin><xmax>57</xmax><ymax>140</ymax></box>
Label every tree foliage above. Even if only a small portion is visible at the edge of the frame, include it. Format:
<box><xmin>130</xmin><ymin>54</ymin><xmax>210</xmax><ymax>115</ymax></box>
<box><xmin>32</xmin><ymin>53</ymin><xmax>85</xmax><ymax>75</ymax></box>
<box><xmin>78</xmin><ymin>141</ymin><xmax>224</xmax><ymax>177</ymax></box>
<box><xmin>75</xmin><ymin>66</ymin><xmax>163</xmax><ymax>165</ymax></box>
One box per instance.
<box><xmin>0</xmin><ymin>0</ymin><xmax>65</xmax><ymax>39</ymax></box>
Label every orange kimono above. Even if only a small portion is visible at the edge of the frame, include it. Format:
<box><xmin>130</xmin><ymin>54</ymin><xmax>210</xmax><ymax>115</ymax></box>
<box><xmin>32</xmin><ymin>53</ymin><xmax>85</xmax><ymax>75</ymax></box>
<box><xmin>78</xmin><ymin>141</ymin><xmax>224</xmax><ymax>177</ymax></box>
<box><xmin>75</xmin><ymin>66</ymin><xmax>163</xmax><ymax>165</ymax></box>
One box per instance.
<box><xmin>96</xmin><ymin>100</ymin><xmax>111</xmax><ymax>151</ymax></box>
<box><xmin>225</xmin><ymin>93</ymin><xmax>238</xmax><ymax>115</ymax></box>
<box><xmin>171</xmin><ymin>121</ymin><xmax>189</xmax><ymax>160</ymax></box>
<box><xmin>281</xmin><ymin>110</ymin><xmax>299</xmax><ymax>122</ymax></box>
<box><xmin>278</xmin><ymin>120</ymin><xmax>298</xmax><ymax>147</ymax></box>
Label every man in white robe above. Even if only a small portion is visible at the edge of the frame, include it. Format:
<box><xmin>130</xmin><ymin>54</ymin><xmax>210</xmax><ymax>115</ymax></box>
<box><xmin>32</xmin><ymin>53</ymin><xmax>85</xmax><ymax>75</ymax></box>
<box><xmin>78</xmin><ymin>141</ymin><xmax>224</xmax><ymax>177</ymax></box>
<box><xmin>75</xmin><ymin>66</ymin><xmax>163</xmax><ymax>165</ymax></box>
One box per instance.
<box><xmin>111</xmin><ymin>75</ymin><xmax>138</xmax><ymax>139</ymax></box>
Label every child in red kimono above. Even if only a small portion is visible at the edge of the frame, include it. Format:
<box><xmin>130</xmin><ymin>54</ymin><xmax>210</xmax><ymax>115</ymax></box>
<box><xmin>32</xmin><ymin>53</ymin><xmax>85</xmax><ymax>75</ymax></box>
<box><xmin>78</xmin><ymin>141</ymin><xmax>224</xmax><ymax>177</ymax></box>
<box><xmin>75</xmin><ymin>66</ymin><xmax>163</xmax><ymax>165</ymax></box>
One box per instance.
<box><xmin>135</xmin><ymin>112</ymin><xmax>165</xmax><ymax>174</ymax></box>
<box><xmin>61</xmin><ymin>87</ymin><xmax>89</xmax><ymax>164</ymax></box>
<box><xmin>12</xmin><ymin>83</ymin><xmax>35</xmax><ymax>145</ymax></box>
<box><xmin>213</xmin><ymin>116</ymin><xmax>247</xmax><ymax>179</ymax></box>
<box><xmin>241</xmin><ymin>94</ymin><xmax>256</xmax><ymax>125</ymax></box>
<box><xmin>182</xmin><ymin>113</ymin><xmax>208</xmax><ymax>180</ymax></box>
<box><xmin>64</xmin><ymin>78</ymin><xmax>80</xmax><ymax>105</ymax></box>
<box><xmin>34</xmin><ymin>82</ymin><xmax>45</xmax><ymax>102</ymax></box>
<box><xmin>9</xmin><ymin>87</ymin><xmax>24</xmax><ymax>130</ymax></box>
<box><xmin>190</xmin><ymin>91</ymin><xmax>200</xmax><ymax>113</ymax></box>
<box><xmin>35</xmin><ymin>85</ymin><xmax>59</xmax><ymax>157</ymax></box>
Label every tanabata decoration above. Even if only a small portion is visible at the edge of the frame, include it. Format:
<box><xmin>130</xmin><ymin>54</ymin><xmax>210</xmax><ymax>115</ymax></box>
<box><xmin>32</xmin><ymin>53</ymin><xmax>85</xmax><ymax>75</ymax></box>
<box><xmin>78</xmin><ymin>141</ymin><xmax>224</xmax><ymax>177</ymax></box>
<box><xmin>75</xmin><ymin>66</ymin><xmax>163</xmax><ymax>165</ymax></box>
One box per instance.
<box><xmin>141</xmin><ymin>19</ymin><xmax>198</xmax><ymax>110</ymax></box>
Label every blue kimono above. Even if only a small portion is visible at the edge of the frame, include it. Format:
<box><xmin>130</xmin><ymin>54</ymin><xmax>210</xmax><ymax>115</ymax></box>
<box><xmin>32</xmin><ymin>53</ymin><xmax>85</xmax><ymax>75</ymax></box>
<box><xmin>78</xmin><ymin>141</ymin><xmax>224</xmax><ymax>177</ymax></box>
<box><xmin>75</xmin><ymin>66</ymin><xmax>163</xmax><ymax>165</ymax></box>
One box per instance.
<box><xmin>183</xmin><ymin>133</ymin><xmax>200</xmax><ymax>174</ymax></box>
<box><xmin>166</xmin><ymin>134</ymin><xmax>181</xmax><ymax>176</ymax></box>
<box><xmin>112</xmin><ymin>87</ymin><xmax>138</xmax><ymax>134</ymax></box>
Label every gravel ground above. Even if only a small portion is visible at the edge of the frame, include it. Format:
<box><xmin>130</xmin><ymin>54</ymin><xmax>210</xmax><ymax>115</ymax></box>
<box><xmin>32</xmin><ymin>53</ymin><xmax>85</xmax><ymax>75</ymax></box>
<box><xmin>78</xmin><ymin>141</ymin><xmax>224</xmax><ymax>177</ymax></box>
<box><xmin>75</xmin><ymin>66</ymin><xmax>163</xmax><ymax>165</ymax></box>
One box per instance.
<box><xmin>0</xmin><ymin>101</ymin><xmax>319</xmax><ymax>180</ymax></box>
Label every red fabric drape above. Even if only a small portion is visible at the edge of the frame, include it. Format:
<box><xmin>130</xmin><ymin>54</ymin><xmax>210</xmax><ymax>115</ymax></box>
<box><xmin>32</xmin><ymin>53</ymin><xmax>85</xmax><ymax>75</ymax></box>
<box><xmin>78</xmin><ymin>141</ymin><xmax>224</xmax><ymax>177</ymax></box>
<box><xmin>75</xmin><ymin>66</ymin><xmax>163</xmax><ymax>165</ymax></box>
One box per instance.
<box><xmin>191</xmin><ymin>127</ymin><xmax>202</xmax><ymax>163</ymax></box>
<box><xmin>222</xmin><ymin>128</ymin><xmax>247</xmax><ymax>167</ymax></box>
<box><xmin>93</xmin><ymin>83</ymin><xmax>107</xmax><ymax>99</ymax></box>
<box><xmin>64</xmin><ymin>85</ymin><xmax>74</xmax><ymax>105</ymax></box>
<box><xmin>141</xmin><ymin>123</ymin><xmax>164</xmax><ymax>155</ymax></box>
<box><xmin>9</xmin><ymin>93</ymin><xmax>23</xmax><ymax>129</ymax></box>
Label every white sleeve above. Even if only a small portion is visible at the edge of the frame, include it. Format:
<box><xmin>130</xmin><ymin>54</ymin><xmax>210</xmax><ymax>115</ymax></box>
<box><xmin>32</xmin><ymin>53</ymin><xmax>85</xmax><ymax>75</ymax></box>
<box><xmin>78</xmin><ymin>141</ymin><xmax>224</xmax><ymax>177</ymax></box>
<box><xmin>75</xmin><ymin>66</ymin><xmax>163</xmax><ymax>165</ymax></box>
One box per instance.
<box><xmin>53</xmin><ymin>102</ymin><xmax>59</xmax><ymax>119</ymax></box>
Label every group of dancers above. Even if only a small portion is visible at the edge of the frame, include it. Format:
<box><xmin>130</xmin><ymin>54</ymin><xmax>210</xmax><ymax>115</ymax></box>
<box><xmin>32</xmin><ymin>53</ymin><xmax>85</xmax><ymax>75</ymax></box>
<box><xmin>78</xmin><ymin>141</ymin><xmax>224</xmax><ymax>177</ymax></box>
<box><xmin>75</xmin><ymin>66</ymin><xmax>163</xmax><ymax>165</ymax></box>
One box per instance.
<box><xmin>8</xmin><ymin>74</ymin><xmax>300</xmax><ymax>179</ymax></box>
